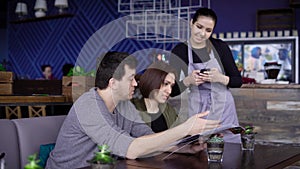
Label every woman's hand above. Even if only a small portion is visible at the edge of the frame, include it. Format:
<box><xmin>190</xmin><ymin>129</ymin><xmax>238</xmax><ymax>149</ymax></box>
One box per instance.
<box><xmin>183</xmin><ymin>70</ymin><xmax>205</xmax><ymax>87</ymax></box>
<box><xmin>200</xmin><ymin>68</ymin><xmax>229</xmax><ymax>85</ymax></box>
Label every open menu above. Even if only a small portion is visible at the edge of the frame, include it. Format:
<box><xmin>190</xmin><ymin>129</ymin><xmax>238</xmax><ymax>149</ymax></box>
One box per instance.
<box><xmin>161</xmin><ymin>124</ymin><xmax>245</xmax><ymax>160</ymax></box>
<box><xmin>173</xmin><ymin>124</ymin><xmax>243</xmax><ymax>146</ymax></box>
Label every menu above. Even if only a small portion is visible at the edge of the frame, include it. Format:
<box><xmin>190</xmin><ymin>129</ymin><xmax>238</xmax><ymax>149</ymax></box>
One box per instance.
<box><xmin>173</xmin><ymin>124</ymin><xmax>242</xmax><ymax>146</ymax></box>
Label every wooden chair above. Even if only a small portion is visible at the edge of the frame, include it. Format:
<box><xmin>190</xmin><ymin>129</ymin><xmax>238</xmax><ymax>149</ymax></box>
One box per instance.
<box><xmin>5</xmin><ymin>106</ymin><xmax>22</xmax><ymax>119</ymax></box>
<box><xmin>28</xmin><ymin>106</ymin><xmax>46</xmax><ymax>117</ymax></box>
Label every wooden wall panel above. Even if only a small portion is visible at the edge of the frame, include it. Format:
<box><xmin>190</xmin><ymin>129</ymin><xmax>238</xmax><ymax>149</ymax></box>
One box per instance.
<box><xmin>231</xmin><ymin>86</ymin><xmax>300</xmax><ymax>144</ymax></box>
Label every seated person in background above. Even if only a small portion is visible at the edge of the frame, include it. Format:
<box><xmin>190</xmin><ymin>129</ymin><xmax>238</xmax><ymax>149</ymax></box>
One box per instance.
<box><xmin>131</xmin><ymin>61</ymin><xmax>181</xmax><ymax>132</ymax></box>
<box><xmin>39</xmin><ymin>64</ymin><xmax>56</xmax><ymax>80</ymax></box>
<box><xmin>46</xmin><ymin>52</ymin><xmax>219</xmax><ymax>169</ymax></box>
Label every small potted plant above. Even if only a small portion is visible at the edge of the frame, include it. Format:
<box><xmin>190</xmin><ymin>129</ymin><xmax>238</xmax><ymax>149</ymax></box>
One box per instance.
<box><xmin>0</xmin><ymin>63</ymin><xmax>6</xmax><ymax>71</ymax></box>
<box><xmin>87</xmin><ymin>144</ymin><xmax>115</xmax><ymax>169</ymax></box>
<box><xmin>241</xmin><ymin>125</ymin><xmax>257</xmax><ymax>150</ymax></box>
<box><xmin>62</xmin><ymin>66</ymin><xmax>96</xmax><ymax>102</ymax></box>
<box><xmin>206</xmin><ymin>134</ymin><xmax>224</xmax><ymax>162</ymax></box>
<box><xmin>24</xmin><ymin>154</ymin><xmax>43</xmax><ymax>169</ymax></box>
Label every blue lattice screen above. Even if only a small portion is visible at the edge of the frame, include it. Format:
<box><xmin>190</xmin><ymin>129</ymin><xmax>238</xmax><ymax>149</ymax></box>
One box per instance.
<box><xmin>8</xmin><ymin>0</ymin><xmax>175</xmax><ymax>79</ymax></box>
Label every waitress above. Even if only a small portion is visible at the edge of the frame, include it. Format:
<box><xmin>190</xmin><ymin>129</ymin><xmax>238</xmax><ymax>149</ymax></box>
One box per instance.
<box><xmin>170</xmin><ymin>7</ymin><xmax>242</xmax><ymax>143</ymax></box>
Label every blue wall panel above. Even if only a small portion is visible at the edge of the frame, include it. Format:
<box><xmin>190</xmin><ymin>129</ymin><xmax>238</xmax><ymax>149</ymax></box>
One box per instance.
<box><xmin>8</xmin><ymin>0</ymin><xmax>166</xmax><ymax>79</ymax></box>
<box><xmin>7</xmin><ymin>0</ymin><xmax>298</xmax><ymax>79</ymax></box>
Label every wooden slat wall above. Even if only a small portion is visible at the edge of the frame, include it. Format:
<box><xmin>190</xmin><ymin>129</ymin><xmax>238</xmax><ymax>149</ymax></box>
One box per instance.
<box><xmin>231</xmin><ymin>86</ymin><xmax>300</xmax><ymax>144</ymax></box>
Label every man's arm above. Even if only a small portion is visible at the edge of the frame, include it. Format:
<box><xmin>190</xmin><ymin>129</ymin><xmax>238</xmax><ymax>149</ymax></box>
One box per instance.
<box><xmin>126</xmin><ymin>111</ymin><xmax>219</xmax><ymax>159</ymax></box>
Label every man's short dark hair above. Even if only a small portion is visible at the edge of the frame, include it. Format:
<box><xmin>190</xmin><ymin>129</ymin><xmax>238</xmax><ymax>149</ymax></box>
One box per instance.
<box><xmin>95</xmin><ymin>51</ymin><xmax>137</xmax><ymax>90</ymax></box>
<box><xmin>62</xmin><ymin>63</ymin><xmax>74</xmax><ymax>76</ymax></box>
<box><xmin>139</xmin><ymin>61</ymin><xmax>176</xmax><ymax>98</ymax></box>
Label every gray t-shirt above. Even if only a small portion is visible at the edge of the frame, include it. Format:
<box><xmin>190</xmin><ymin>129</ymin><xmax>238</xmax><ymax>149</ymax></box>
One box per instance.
<box><xmin>46</xmin><ymin>88</ymin><xmax>154</xmax><ymax>169</ymax></box>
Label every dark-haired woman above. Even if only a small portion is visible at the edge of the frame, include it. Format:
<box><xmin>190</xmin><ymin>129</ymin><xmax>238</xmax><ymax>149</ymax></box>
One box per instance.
<box><xmin>131</xmin><ymin>61</ymin><xmax>180</xmax><ymax>133</ymax></box>
<box><xmin>170</xmin><ymin>7</ymin><xmax>242</xmax><ymax>143</ymax></box>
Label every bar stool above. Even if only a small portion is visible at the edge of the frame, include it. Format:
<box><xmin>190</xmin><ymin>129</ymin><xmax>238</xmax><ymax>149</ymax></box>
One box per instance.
<box><xmin>28</xmin><ymin>106</ymin><xmax>46</xmax><ymax>117</ymax></box>
<box><xmin>5</xmin><ymin>106</ymin><xmax>22</xmax><ymax>119</ymax></box>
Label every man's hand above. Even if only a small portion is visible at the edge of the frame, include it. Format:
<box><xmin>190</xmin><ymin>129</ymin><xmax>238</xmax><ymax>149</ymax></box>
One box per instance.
<box><xmin>174</xmin><ymin>139</ymin><xmax>207</xmax><ymax>154</ymax></box>
<box><xmin>183</xmin><ymin>111</ymin><xmax>220</xmax><ymax>136</ymax></box>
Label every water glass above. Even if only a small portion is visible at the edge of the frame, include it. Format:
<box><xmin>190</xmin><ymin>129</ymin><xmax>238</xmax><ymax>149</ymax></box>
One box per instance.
<box><xmin>207</xmin><ymin>139</ymin><xmax>224</xmax><ymax>162</ymax></box>
<box><xmin>241</xmin><ymin>133</ymin><xmax>255</xmax><ymax>150</ymax></box>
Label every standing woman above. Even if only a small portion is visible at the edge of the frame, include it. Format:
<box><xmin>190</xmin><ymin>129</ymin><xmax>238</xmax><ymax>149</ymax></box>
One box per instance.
<box><xmin>170</xmin><ymin>7</ymin><xmax>243</xmax><ymax>143</ymax></box>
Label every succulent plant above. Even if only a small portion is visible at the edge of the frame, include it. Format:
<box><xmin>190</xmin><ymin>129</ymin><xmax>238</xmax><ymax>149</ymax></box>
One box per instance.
<box><xmin>67</xmin><ymin>66</ymin><xmax>96</xmax><ymax>77</ymax></box>
<box><xmin>208</xmin><ymin>134</ymin><xmax>224</xmax><ymax>143</ymax></box>
<box><xmin>24</xmin><ymin>154</ymin><xmax>42</xmax><ymax>169</ymax></box>
<box><xmin>89</xmin><ymin>144</ymin><xmax>115</xmax><ymax>165</ymax></box>
<box><xmin>243</xmin><ymin>125</ymin><xmax>256</xmax><ymax>134</ymax></box>
<box><xmin>0</xmin><ymin>64</ymin><xmax>6</xmax><ymax>71</ymax></box>
<box><xmin>229</xmin><ymin>125</ymin><xmax>257</xmax><ymax>135</ymax></box>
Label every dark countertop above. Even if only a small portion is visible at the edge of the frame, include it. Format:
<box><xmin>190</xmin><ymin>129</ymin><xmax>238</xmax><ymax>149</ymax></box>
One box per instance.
<box><xmin>78</xmin><ymin>143</ymin><xmax>300</xmax><ymax>169</ymax></box>
<box><xmin>241</xmin><ymin>84</ymin><xmax>300</xmax><ymax>89</ymax></box>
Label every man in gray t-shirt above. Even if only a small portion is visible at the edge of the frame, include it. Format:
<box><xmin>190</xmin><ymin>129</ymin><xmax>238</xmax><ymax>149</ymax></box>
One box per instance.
<box><xmin>46</xmin><ymin>87</ymin><xmax>153</xmax><ymax>169</ymax></box>
<box><xmin>46</xmin><ymin>52</ymin><xmax>219</xmax><ymax>169</ymax></box>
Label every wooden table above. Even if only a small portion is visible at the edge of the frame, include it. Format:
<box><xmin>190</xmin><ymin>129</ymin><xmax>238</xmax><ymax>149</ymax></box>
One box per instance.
<box><xmin>0</xmin><ymin>95</ymin><xmax>72</xmax><ymax>117</ymax></box>
<box><xmin>80</xmin><ymin>143</ymin><xmax>300</xmax><ymax>169</ymax></box>
<box><xmin>0</xmin><ymin>95</ymin><xmax>68</xmax><ymax>106</ymax></box>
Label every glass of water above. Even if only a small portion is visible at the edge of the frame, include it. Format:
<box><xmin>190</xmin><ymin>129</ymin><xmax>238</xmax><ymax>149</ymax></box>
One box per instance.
<box><xmin>206</xmin><ymin>136</ymin><xmax>224</xmax><ymax>162</ymax></box>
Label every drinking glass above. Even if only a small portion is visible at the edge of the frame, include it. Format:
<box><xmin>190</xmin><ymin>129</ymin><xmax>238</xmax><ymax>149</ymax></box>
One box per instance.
<box><xmin>241</xmin><ymin>133</ymin><xmax>255</xmax><ymax>150</ymax></box>
<box><xmin>207</xmin><ymin>139</ymin><xmax>224</xmax><ymax>162</ymax></box>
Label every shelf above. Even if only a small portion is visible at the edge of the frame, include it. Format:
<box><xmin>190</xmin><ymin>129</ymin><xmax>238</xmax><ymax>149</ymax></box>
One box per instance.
<box><xmin>10</xmin><ymin>13</ymin><xmax>74</xmax><ymax>24</ymax></box>
<box><xmin>256</xmin><ymin>8</ymin><xmax>295</xmax><ymax>31</ymax></box>
<box><xmin>290</xmin><ymin>0</ymin><xmax>300</xmax><ymax>8</ymax></box>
